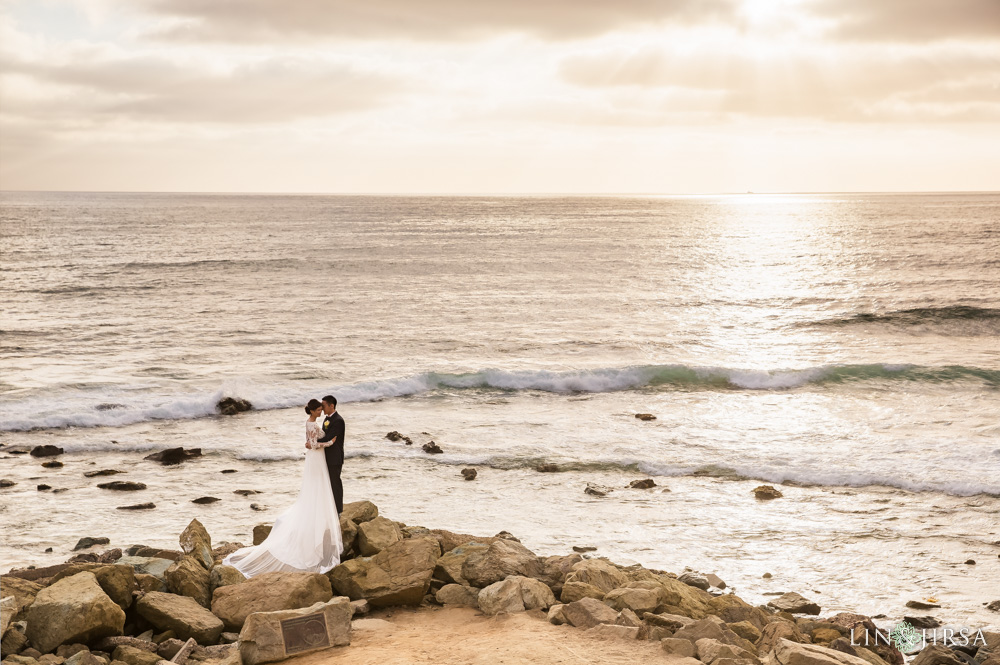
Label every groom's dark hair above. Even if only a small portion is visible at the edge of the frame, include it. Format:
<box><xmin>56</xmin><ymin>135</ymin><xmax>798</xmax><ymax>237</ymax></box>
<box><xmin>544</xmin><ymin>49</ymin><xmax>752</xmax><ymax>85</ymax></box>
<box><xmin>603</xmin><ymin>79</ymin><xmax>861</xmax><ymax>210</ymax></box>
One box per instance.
<box><xmin>322</xmin><ymin>395</ymin><xmax>337</xmax><ymax>407</ymax></box>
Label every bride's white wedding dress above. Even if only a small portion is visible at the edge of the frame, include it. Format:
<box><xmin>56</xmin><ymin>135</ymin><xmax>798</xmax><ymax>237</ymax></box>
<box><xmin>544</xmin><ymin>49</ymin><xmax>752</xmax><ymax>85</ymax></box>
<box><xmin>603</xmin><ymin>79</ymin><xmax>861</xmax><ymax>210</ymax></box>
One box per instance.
<box><xmin>223</xmin><ymin>420</ymin><xmax>343</xmax><ymax>577</ymax></box>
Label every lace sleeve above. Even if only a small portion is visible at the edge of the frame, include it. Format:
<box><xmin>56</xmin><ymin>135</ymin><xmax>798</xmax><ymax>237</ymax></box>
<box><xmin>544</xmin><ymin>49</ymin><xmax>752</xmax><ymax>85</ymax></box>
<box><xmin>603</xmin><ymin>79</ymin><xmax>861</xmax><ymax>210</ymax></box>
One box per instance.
<box><xmin>306</xmin><ymin>422</ymin><xmax>320</xmax><ymax>449</ymax></box>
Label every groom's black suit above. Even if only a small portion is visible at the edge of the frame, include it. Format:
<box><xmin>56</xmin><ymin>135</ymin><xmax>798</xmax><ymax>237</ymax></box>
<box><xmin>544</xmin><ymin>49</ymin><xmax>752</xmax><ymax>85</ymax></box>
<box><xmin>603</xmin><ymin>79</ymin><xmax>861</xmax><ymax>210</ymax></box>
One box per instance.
<box><xmin>317</xmin><ymin>411</ymin><xmax>345</xmax><ymax>514</ymax></box>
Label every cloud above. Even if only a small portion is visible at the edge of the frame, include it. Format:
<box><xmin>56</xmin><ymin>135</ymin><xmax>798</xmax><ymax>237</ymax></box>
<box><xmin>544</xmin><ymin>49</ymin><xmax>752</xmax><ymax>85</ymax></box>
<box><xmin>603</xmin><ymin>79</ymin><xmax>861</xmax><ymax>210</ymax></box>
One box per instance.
<box><xmin>813</xmin><ymin>0</ymin><xmax>1000</xmax><ymax>42</ymax></box>
<box><xmin>142</xmin><ymin>0</ymin><xmax>738</xmax><ymax>42</ymax></box>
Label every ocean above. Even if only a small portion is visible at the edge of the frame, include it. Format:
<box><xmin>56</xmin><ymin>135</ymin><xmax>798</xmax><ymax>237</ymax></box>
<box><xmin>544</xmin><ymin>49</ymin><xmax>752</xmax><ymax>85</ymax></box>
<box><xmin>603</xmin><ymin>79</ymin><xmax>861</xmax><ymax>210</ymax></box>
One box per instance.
<box><xmin>1</xmin><ymin>191</ymin><xmax>998</xmax><ymax>626</ymax></box>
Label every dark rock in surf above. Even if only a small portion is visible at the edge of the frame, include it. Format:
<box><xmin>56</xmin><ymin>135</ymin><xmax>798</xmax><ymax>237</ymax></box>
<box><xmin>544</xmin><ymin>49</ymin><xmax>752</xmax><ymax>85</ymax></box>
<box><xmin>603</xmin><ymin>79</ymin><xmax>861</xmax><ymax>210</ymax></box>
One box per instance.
<box><xmin>986</xmin><ymin>600</ymin><xmax>1000</xmax><ymax>612</ymax></box>
<box><xmin>678</xmin><ymin>572</ymin><xmax>710</xmax><ymax>590</ymax></box>
<box><xmin>37</xmin><ymin>484</ymin><xmax>52</xmax><ymax>491</ymax></box>
<box><xmin>584</xmin><ymin>485</ymin><xmax>611</xmax><ymax>497</ymax></box>
<box><xmin>144</xmin><ymin>448</ymin><xmax>203</xmax><ymax>465</ymax></box>
<box><xmin>634</xmin><ymin>413</ymin><xmax>657</xmax><ymax>421</ymax></box>
<box><xmin>753</xmin><ymin>485</ymin><xmax>783</xmax><ymax>500</ymax></box>
<box><xmin>31</xmin><ymin>445</ymin><xmax>64</xmax><ymax>457</ymax></box>
<box><xmin>192</xmin><ymin>497</ymin><xmax>220</xmax><ymax>504</ymax></box>
<box><xmin>535</xmin><ymin>463</ymin><xmax>559</xmax><ymax>473</ymax></box>
<box><xmin>1</xmin><ymin>479</ymin><xmax>16</xmax><ymax>488</ymax></box>
<box><xmin>42</xmin><ymin>461</ymin><xmax>64</xmax><ymax>468</ymax></box>
<box><xmin>98</xmin><ymin>481</ymin><xmax>147</xmax><ymax>491</ymax></box>
<box><xmin>905</xmin><ymin>600</ymin><xmax>941</xmax><ymax>610</ymax></box>
<box><xmin>422</xmin><ymin>441</ymin><xmax>443</xmax><ymax>454</ymax></box>
<box><xmin>216</xmin><ymin>397</ymin><xmax>252</xmax><ymax>416</ymax></box>
<box><xmin>233</xmin><ymin>489</ymin><xmax>260</xmax><ymax>496</ymax></box>
<box><xmin>627</xmin><ymin>479</ymin><xmax>655</xmax><ymax>489</ymax></box>
<box><xmin>460</xmin><ymin>468</ymin><xmax>477</xmax><ymax>481</ymax></box>
<box><xmin>221</xmin><ymin>469</ymin><xmax>238</xmax><ymax>474</ymax></box>
<box><xmin>250</xmin><ymin>503</ymin><xmax>267</xmax><ymax>511</ymax></box>
<box><xmin>85</xmin><ymin>469</ymin><xmax>123</xmax><ymax>478</ymax></box>
<box><xmin>904</xmin><ymin>616</ymin><xmax>942</xmax><ymax>629</ymax></box>
<box><xmin>386</xmin><ymin>431</ymin><xmax>414</xmax><ymax>445</ymax></box>
<box><xmin>572</xmin><ymin>546</ymin><xmax>597</xmax><ymax>553</ymax></box>
<box><xmin>74</xmin><ymin>537</ymin><xmax>111</xmax><ymax>551</ymax></box>
<box><xmin>118</xmin><ymin>503</ymin><xmax>156</xmax><ymax>511</ymax></box>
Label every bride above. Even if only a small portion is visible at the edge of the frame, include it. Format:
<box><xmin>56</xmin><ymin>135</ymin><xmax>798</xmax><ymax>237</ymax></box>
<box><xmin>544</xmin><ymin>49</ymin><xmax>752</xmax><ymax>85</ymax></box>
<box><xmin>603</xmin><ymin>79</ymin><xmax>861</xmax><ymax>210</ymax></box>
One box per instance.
<box><xmin>223</xmin><ymin>399</ymin><xmax>343</xmax><ymax>577</ymax></box>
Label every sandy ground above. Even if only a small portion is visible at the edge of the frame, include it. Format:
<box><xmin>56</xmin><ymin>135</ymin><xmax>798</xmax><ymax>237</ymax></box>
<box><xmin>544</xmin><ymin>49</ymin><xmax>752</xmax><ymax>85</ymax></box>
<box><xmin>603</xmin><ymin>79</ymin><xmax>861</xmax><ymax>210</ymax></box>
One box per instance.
<box><xmin>289</xmin><ymin>606</ymin><xmax>680</xmax><ymax>665</ymax></box>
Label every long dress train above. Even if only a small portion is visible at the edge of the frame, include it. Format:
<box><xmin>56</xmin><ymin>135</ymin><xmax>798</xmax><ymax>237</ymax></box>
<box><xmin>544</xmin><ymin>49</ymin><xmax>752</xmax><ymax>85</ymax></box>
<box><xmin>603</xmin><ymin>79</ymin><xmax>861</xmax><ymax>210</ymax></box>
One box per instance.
<box><xmin>223</xmin><ymin>420</ymin><xmax>343</xmax><ymax>577</ymax></box>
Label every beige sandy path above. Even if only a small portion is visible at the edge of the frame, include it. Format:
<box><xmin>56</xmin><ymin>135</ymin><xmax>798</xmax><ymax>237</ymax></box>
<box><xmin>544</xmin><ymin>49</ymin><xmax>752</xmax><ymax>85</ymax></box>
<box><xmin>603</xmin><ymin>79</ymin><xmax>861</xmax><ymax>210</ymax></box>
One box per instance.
<box><xmin>289</xmin><ymin>605</ymin><xmax>680</xmax><ymax>665</ymax></box>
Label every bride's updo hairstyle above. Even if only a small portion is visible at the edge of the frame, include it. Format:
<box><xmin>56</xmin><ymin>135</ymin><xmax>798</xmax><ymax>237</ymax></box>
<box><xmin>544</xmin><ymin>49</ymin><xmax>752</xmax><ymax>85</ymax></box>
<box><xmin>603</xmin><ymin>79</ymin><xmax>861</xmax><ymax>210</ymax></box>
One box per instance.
<box><xmin>305</xmin><ymin>398</ymin><xmax>322</xmax><ymax>414</ymax></box>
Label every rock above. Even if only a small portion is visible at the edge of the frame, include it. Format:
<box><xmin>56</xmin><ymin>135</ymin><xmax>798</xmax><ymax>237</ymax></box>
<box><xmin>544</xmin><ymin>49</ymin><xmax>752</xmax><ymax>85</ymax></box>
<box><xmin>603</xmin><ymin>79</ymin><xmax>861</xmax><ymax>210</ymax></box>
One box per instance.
<box><xmin>2</xmin><ymin>576</ymin><xmax>43</xmax><ymax>619</ymax></box>
<box><xmin>559</xmin><ymin>581</ymin><xmax>606</xmax><ymax>603</ymax></box>
<box><xmin>768</xmin><ymin>592</ymin><xmax>821</xmax><ymax>615</ymax></box>
<box><xmin>707</xmin><ymin>573</ymin><xmax>727</xmax><ymax>589</ymax></box>
<box><xmin>328</xmin><ymin>537</ymin><xmax>440</xmax><ymax>608</ymax></box>
<box><xmin>356</xmin><ymin>517</ymin><xmax>403</xmax><ymax>556</ymax></box>
<box><xmin>142</xmin><ymin>449</ymin><xmax>202</xmax><ymax>466</ymax></box>
<box><xmin>209</xmin><ymin>566</ymin><xmax>245</xmax><ymax>593</ymax></box>
<box><xmin>644</xmin><ymin>612</ymin><xmax>695</xmax><ymax>630</ymax></box>
<box><xmin>758</xmin><ymin>622</ymin><xmax>810</xmax><ymax>656</ymax></box>
<box><xmin>191</xmin><ymin>497</ymin><xmax>219</xmax><ymax>505</ymax></box>
<box><xmin>56</xmin><ymin>645</ymin><xmax>90</xmax><ymax>659</ymax></box>
<box><xmin>92</xmin><ymin>638</ymin><xmax>155</xmax><ymax>654</ymax></box>
<box><xmin>341</xmin><ymin>501</ymin><xmax>379</xmax><ymax>525</ymax></box>
<box><xmin>30</xmin><ymin>446</ymin><xmax>64</xmax><ymax>457</ymax></box>
<box><xmin>562</xmin><ymin>597</ymin><xmax>620</xmax><ymax>629</ymax></box>
<box><xmin>97</xmin><ymin>482</ymin><xmax>146</xmax><ymax>491</ymax></box>
<box><xmin>587</xmin><ymin>624</ymin><xmax>640</xmax><ymax>640</ymax></box>
<box><xmin>110</xmin><ymin>646</ymin><xmax>158</xmax><ymax>665</ymax></box>
<box><xmin>2</xmin><ymin>596</ymin><xmax>16</xmax><ymax>636</ymax></box>
<box><xmin>220</xmin><ymin>470</ymin><xmax>237</xmax><ymax>474</ymax></box>
<box><xmin>83</xmin><ymin>470</ymin><xmax>122</xmax><ymax>478</ymax></box>
<box><xmin>477</xmin><ymin>578</ymin><xmax>525</xmax><ymax>615</ymax></box>
<box><xmin>628</xmin><ymin>479</ymin><xmax>656</xmax><ymax>489</ymax></box>
<box><xmin>216</xmin><ymin>398</ymin><xmax>252</xmax><ymax>416</ymax></box>
<box><xmin>673</xmin><ymin>617</ymin><xmax>753</xmax><ymax>653</ymax></box>
<box><xmin>38</xmin><ymin>484</ymin><xmax>52</xmax><ymax>491</ymax></box>
<box><xmin>911</xmin><ymin>645</ymin><xmax>966</xmax><ymax>665</ymax></box>
<box><xmin>97</xmin><ymin>550</ymin><xmax>123</xmax><ymax>564</ymax></box>
<box><xmin>679</xmin><ymin>572</ymin><xmax>711</xmax><ymax>590</ymax></box>
<box><xmin>987</xmin><ymin>600</ymin><xmax>1000</xmax><ymax>612</ymax></box>
<box><xmin>495</xmin><ymin>531</ymin><xmax>520</xmax><ymax>542</ymax></box>
<box><xmin>155</xmin><ymin>638</ymin><xmax>185</xmax><ymax>659</ymax></box>
<box><xmin>178</xmin><ymin>520</ymin><xmax>213</xmax><ymax>570</ymax></box>
<box><xmin>41</xmin><ymin>461</ymin><xmax>64</xmax><ymax>469</ymax></box>
<box><xmin>385</xmin><ymin>431</ymin><xmax>412</xmax><ymax>445</ymax></box>
<box><xmin>5</xmin><ymin>656</ymin><xmax>38</xmax><ymax>665</ymax></box>
<box><xmin>770</xmin><ymin>638</ymin><xmax>874</xmax><ymax>665</ymax></box>
<box><xmin>753</xmin><ymin>485</ymin><xmax>784</xmax><ymax>500</ymax></box>
<box><xmin>74</xmin><ymin>538</ymin><xmax>111</xmax><ymax>551</ymax></box>
<box><xmin>460</xmin><ymin>468</ymin><xmax>477</xmax><ymax>481</ymax></box>
<box><xmin>2</xmin><ymin>623</ymin><xmax>30</xmax><ymax>656</ymax></box>
<box><xmin>572</xmin><ymin>546</ymin><xmax>597</xmax><ymax>553</ymax></box>
<box><xmin>663</xmin><ymin>638</ymin><xmax>698</xmax><ymax>658</ymax></box>
<box><xmin>252</xmin><ymin>525</ymin><xmax>272</xmax><ymax>546</ymax></box>
<box><xmin>1</xmin><ymin>479</ymin><xmax>16</xmax><ymax>487</ymax></box>
<box><xmin>584</xmin><ymin>485</ymin><xmax>610</xmax><ymax>497</ymax></box>
<box><xmin>165</xmin><ymin>557</ymin><xmax>211</xmax><ymax>608</ymax></box>
<box><xmin>615</xmin><ymin>608</ymin><xmax>644</xmax><ymax>629</ymax></box>
<box><xmin>421</xmin><ymin>441</ymin><xmax>443</xmax><ymax>454</ymax></box>
<box><xmin>212</xmin><ymin>571</ymin><xmax>332</xmax><ymax>631</ymax></box>
<box><xmin>905</xmin><ymin>600</ymin><xmax>941</xmax><ymax>610</ymax></box>
<box><xmin>547</xmin><ymin>604</ymin><xmax>569</xmax><ymax>625</ymax></box>
<box><xmin>813</xmin><ymin>628</ymin><xmax>844</xmax><ymax>645</ymax></box>
<box><xmin>218</xmin><ymin>633</ymin><xmax>239</xmax><ymax>645</ymax></box>
<box><xmin>136</xmin><ymin>592</ymin><xmax>224</xmax><ymax>644</ymax></box>
<box><xmin>564</xmin><ymin>558</ymin><xmax>628</xmax><ymax>593</ymax></box>
<box><xmin>434</xmin><ymin>584</ymin><xmax>479</xmax><ymax>608</ymax></box>
<box><xmin>696</xmin><ymin>638</ymin><xmax>757</xmax><ymax>663</ymax></box>
<box><xmin>64</xmin><ymin>653</ymin><xmax>106</xmax><ymax>665</ymax></box>
<box><xmin>233</xmin><ymin>490</ymin><xmax>259</xmax><ymax>496</ymax></box>
<box><xmin>635</xmin><ymin>413</ymin><xmax>657</xmax><ymax>421</ymax></box>
<box><xmin>535</xmin><ymin>463</ymin><xmax>559</xmax><ymax>472</ymax></box>
<box><xmin>237</xmin><ymin>597</ymin><xmax>351</xmax><ymax>665</ymax></box>
<box><xmin>729</xmin><ymin>621</ymin><xmax>762</xmax><ymax>643</ymax></box>
<box><xmin>117</xmin><ymin>504</ymin><xmax>155</xmax><ymax>511</ymax></box>
<box><xmin>603</xmin><ymin>587</ymin><xmax>659</xmax><ymax>614</ymax></box>
<box><xmin>50</xmin><ymin>565</ymin><xmax>135</xmax><ymax>611</ymax></box>
<box><xmin>764</xmin><ymin>573</ymin><xmax>773</xmax><ymax>578</ymax></box>
<box><xmin>461</xmin><ymin>538</ymin><xmax>543</xmax><ymax>587</ymax></box>
<box><xmin>115</xmin><ymin>556</ymin><xmax>175</xmax><ymax>581</ymax></box>
<box><xmin>210</xmin><ymin>543</ymin><xmax>243</xmax><ymax>567</ymax></box>
<box><xmin>349</xmin><ymin>600</ymin><xmax>369</xmax><ymax>616</ymax></box>
<box><xmin>25</xmin><ymin>572</ymin><xmax>126</xmax><ymax>654</ymax></box>
<box><xmin>433</xmin><ymin>542</ymin><xmax>489</xmax><ymax>586</ymax></box>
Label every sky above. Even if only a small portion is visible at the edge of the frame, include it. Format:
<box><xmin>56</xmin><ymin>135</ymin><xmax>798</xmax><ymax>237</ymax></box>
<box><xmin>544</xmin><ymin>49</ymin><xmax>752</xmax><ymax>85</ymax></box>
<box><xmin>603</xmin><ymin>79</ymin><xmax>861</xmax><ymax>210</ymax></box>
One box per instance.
<box><xmin>0</xmin><ymin>0</ymin><xmax>998</xmax><ymax>193</ymax></box>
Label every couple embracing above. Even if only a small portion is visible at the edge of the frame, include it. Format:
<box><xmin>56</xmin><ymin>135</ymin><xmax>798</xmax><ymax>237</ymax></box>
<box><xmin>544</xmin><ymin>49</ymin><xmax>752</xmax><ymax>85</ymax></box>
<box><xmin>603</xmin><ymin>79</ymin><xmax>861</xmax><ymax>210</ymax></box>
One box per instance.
<box><xmin>223</xmin><ymin>395</ymin><xmax>347</xmax><ymax>577</ymax></box>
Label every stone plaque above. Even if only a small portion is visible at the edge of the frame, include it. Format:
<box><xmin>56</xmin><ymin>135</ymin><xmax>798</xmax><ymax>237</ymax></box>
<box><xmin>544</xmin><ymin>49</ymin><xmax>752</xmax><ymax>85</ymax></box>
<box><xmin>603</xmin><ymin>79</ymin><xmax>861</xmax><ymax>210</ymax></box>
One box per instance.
<box><xmin>280</xmin><ymin>612</ymin><xmax>330</xmax><ymax>655</ymax></box>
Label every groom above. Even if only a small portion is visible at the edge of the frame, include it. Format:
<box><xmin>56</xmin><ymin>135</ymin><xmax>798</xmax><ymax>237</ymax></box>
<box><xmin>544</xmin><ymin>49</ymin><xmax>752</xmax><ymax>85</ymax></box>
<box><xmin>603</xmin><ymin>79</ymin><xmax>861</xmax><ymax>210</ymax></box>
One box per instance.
<box><xmin>317</xmin><ymin>395</ymin><xmax>345</xmax><ymax>514</ymax></box>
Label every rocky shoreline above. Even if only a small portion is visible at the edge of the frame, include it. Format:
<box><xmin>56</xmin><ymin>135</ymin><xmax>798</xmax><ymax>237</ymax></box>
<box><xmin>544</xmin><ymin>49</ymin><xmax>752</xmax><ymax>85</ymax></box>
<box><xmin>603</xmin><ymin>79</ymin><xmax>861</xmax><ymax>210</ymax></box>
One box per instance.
<box><xmin>2</xmin><ymin>499</ymin><xmax>998</xmax><ymax>665</ymax></box>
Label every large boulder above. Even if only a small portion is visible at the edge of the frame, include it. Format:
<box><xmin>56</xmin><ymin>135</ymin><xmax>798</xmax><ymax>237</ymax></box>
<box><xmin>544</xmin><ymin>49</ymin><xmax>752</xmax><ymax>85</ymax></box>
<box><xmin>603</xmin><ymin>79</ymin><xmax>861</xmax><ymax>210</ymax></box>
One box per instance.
<box><xmin>540</xmin><ymin>554</ymin><xmax>584</xmax><ymax>596</ymax></box>
<box><xmin>770</xmin><ymin>638</ymin><xmax>873</xmax><ymax>665</ymax></box>
<box><xmin>135</xmin><ymin>591</ymin><xmax>224</xmax><ymax>644</ymax></box>
<box><xmin>603</xmin><ymin>587</ymin><xmax>659</xmax><ymax>614</ymax></box>
<box><xmin>252</xmin><ymin>525</ymin><xmax>272</xmax><ymax>546</ymax></box>
<box><xmin>356</xmin><ymin>517</ymin><xmax>403</xmax><ymax>557</ymax></box>
<box><xmin>341</xmin><ymin>501</ymin><xmax>378</xmax><ymax>525</ymax></box>
<box><xmin>654</xmin><ymin>575</ymin><xmax>716</xmax><ymax>618</ymax></box>
<box><xmin>434</xmin><ymin>585</ymin><xmax>479</xmax><ymax>608</ymax></box>
<box><xmin>563</xmin><ymin>559</ymin><xmax>628</xmax><ymax>594</ymax></box>
<box><xmin>759</xmin><ymin>621</ymin><xmax>810</xmax><ymax>656</ymax></box>
<box><xmin>211</xmin><ymin>572</ymin><xmax>332</xmax><ymax>632</ymax></box>
<box><xmin>179</xmin><ymin>520</ymin><xmax>213</xmax><ymax>570</ymax></box>
<box><xmin>113</xmin><ymin>557</ymin><xmax>173</xmax><ymax>580</ymax></box>
<box><xmin>1</xmin><ymin>596</ymin><xmax>15</xmax><ymax>637</ymax></box>
<box><xmin>328</xmin><ymin>537</ymin><xmax>440</xmax><ymax>608</ymax></box>
<box><xmin>561</xmin><ymin>597</ymin><xmax>619</xmax><ymax>629</ymax></box>
<box><xmin>50</xmin><ymin>565</ymin><xmax>135</xmax><ymax>612</ymax></box>
<box><xmin>164</xmin><ymin>557</ymin><xmax>211</xmax><ymax>608</ymax></box>
<box><xmin>767</xmin><ymin>592</ymin><xmax>821</xmax><ymax>615</ymax></box>
<box><xmin>673</xmin><ymin>616</ymin><xmax>754</xmax><ymax>653</ymax></box>
<box><xmin>1</xmin><ymin>577</ymin><xmax>43</xmax><ymax>621</ymax></box>
<box><xmin>237</xmin><ymin>597</ymin><xmax>351</xmax><ymax>665</ymax></box>
<box><xmin>477</xmin><ymin>576</ymin><xmax>556</xmax><ymax>616</ymax></box>
<box><xmin>559</xmin><ymin>581</ymin><xmax>606</xmax><ymax>603</ymax></box>
<box><xmin>695</xmin><ymin>637</ymin><xmax>758</xmax><ymax>664</ymax></box>
<box><xmin>461</xmin><ymin>539</ymin><xmax>542</xmax><ymax>587</ymax></box>
<box><xmin>209</xmin><ymin>566</ymin><xmax>245</xmax><ymax>594</ymax></box>
<box><xmin>911</xmin><ymin>645</ymin><xmax>967</xmax><ymax>665</ymax></box>
<box><xmin>433</xmin><ymin>543</ymin><xmax>489</xmax><ymax>586</ymax></box>
<box><xmin>25</xmin><ymin>572</ymin><xmax>126</xmax><ymax>653</ymax></box>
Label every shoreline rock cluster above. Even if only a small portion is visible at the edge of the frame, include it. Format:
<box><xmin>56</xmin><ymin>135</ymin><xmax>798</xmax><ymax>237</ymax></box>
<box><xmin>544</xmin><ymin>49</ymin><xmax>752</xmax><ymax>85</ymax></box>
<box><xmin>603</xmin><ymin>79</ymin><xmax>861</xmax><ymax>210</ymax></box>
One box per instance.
<box><xmin>3</xmin><ymin>501</ymin><xmax>998</xmax><ymax>665</ymax></box>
